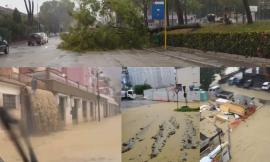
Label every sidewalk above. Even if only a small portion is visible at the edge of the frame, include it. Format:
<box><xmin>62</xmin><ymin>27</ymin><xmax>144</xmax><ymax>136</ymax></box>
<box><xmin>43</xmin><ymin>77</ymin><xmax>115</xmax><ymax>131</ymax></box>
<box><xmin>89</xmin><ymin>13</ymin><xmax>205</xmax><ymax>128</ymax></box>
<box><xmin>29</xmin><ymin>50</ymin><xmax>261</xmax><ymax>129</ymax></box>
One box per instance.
<box><xmin>148</xmin><ymin>47</ymin><xmax>270</xmax><ymax>67</ymax></box>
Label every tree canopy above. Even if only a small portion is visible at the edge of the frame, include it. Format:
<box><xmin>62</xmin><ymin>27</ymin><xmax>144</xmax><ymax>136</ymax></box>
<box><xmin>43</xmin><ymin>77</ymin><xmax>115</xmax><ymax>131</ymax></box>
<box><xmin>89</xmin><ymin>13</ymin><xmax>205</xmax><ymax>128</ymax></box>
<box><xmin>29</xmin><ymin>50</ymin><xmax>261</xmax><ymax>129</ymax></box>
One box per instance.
<box><xmin>39</xmin><ymin>0</ymin><xmax>75</xmax><ymax>33</ymax></box>
<box><xmin>60</xmin><ymin>0</ymin><xmax>149</xmax><ymax>51</ymax></box>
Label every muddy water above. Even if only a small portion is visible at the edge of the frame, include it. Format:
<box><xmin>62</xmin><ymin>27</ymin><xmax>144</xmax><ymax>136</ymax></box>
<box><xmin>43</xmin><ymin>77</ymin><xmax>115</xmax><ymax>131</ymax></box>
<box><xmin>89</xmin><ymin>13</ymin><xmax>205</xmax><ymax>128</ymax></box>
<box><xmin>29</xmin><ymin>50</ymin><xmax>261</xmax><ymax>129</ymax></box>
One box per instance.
<box><xmin>231</xmin><ymin>105</ymin><xmax>270</xmax><ymax>162</ymax></box>
<box><xmin>0</xmin><ymin>115</ymin><xmax>121</xmax><ymax>162</ymax></box>
<box><xmin>122</xmin><ymin>102</ymin><xmax>200</xmax><ymax>162</ymax></box>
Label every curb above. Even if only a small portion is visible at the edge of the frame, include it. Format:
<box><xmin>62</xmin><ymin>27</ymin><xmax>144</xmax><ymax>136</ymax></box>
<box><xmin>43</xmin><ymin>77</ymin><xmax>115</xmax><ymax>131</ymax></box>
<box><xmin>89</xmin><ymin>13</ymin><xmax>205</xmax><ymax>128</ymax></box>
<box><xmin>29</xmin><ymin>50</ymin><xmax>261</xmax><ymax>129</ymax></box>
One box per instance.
<box><xmin>167</xmin><ymin>47</ymin><xmax>270</xmax><ymax>66</ymax></box>
<box><xmin>144</xmin><ymin>48</ymin><xmax>220</xmax><ymax>67</ymax></box>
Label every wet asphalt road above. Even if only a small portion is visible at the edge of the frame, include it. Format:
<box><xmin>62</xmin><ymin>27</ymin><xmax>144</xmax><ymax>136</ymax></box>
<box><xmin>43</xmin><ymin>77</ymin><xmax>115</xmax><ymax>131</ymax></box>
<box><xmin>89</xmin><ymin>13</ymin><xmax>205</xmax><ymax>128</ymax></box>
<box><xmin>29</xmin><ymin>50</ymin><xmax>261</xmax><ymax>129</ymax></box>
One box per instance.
<box><xmin>0</xmin><ymin>37</ymin><xmax>269</xmax><ymax>67</ymax></box>
<box><xmin>0</xmin><ymin>37</ymin><xmax>199</xmax><ymax>67</ymax></box>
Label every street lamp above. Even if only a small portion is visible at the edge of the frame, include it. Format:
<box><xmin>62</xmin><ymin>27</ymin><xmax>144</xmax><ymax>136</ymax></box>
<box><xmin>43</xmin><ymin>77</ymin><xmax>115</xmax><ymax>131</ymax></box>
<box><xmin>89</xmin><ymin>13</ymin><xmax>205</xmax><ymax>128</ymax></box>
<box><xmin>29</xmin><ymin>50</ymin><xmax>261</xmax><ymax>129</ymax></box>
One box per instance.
<box><xmin>96</xmin><ymin>70</ymin><xmax>103</xmax><ymax>122</ymax></box>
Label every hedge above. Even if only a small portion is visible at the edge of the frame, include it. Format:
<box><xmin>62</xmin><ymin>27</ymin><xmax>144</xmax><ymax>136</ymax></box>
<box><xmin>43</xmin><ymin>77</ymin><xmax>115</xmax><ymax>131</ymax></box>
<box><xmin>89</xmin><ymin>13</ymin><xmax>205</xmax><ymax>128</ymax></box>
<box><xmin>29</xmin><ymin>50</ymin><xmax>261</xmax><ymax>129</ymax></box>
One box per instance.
<box><xmin>153</xmin><ymin>32</ymin><xmax>270</xmax><ymax>58</ymax></box>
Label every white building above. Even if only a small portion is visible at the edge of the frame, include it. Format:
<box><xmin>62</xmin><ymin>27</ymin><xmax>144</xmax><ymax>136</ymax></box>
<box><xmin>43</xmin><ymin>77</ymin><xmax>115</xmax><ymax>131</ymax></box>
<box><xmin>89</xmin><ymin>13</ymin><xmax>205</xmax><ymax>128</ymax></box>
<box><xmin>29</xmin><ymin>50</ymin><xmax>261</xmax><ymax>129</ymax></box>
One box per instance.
<box><xmin>127</xmin><ymin>67</ymin><xmax>176</xmax><ymax>88</ymax></box>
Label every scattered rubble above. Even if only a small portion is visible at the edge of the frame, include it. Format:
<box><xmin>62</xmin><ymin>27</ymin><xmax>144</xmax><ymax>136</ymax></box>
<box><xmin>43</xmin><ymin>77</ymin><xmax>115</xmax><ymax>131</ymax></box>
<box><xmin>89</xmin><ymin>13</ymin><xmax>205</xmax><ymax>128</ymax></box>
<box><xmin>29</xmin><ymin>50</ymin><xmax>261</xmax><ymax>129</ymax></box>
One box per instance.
<box><xmin>180</xmin><ymin>118</ymin><xmax>199</xmax><ymax>162</ymax></box>
<box><xmin>122</xmin><ymin>122</ymin><xmax>152</xmax><ymax>153</ymax></box>
<box><xmin>151</xmin><ymin>117</ymin><xmax>179</xmax><ymax>158</ymax></box>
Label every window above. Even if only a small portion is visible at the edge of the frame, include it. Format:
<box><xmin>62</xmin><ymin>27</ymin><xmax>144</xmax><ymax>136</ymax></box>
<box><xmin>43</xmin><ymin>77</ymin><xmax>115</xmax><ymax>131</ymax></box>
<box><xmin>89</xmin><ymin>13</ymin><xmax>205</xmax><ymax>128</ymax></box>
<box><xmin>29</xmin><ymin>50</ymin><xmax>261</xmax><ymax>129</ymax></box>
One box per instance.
<box><xmin>3</xmin><ymin>94</ymin><xmax>16</xmax><ymax>109</ymax></box>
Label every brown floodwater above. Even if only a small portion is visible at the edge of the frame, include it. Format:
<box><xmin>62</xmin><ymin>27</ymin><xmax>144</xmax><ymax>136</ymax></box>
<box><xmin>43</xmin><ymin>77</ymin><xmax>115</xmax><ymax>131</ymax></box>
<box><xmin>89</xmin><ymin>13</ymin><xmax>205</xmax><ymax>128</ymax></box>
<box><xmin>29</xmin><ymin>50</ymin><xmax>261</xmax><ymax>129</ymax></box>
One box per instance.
<box><xmin>122</xmin><ymin>102</ymin><xmax>200</xmax><ymax>162</ymax></box>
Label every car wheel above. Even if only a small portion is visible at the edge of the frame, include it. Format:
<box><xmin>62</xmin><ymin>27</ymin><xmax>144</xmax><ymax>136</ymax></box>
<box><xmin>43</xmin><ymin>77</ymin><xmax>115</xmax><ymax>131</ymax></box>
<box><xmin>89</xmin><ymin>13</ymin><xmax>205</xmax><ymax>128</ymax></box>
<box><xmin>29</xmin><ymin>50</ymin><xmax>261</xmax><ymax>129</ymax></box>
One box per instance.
<box><xmin>4</xmin><ymin>46</ymin><xmax>9</xmax><ymax>54</ymax></box>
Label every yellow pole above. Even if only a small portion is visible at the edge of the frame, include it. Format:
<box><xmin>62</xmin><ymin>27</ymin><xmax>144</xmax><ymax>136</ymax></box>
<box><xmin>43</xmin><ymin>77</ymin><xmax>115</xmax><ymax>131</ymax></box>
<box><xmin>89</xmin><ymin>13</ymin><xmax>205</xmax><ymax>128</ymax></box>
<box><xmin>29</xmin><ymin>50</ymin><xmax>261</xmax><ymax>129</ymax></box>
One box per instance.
<box><xmin>164</xmin><ymin>0</ymin><xmax>167</xmax><ymax>49</ymax></box>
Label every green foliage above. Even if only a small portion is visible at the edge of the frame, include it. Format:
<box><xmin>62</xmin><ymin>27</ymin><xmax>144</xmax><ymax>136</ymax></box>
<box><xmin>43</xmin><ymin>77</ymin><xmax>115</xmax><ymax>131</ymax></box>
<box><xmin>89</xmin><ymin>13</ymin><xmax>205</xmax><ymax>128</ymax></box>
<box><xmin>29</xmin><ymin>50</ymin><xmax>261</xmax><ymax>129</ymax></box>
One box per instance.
<box><xmin>175</xmin><ymin>106</ymin><xmax>200</xmax><ymax>112</ymax></box>
<box><xmin>200</xmin><ymin>68</ymin><xmax>224</xmax><ymax>91</ymax></box>
<box><xmin>0</xmin><ymin>9</ymin><xmax>29</xmax><ymax>42</ymax></box>
<box><xmin>155</xmin><ymin>31</ymin><xmax>270</xmax><ymax>58</ymax></box>
<box><xmin>39</xmin><ymin>0</ymin><xmax>75</xmax><ymax>33</ymax></box>
<box><xmin>134</xmin><ymin>84</ymin><xmax>152</xmax><ymax>95</ymax></box>
<box><xmin>60</xmin><ymin>0</ymin><xmax>149</xmax><ymax>51</ymax></box>
<box><xmin>13</xmin><ymin>8</ymin><xmax>22</xmax><ymax>23</ymax></box>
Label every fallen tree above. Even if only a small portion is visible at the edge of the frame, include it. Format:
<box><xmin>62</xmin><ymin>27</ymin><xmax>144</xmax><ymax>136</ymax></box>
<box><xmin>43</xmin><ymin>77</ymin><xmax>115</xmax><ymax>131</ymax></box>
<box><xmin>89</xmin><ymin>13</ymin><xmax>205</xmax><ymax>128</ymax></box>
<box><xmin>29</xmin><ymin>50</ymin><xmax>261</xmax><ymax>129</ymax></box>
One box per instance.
<box><xmin>149</xmin><ymin>23</ymin><xmax>201</xmax><ymax>33</ymax></box>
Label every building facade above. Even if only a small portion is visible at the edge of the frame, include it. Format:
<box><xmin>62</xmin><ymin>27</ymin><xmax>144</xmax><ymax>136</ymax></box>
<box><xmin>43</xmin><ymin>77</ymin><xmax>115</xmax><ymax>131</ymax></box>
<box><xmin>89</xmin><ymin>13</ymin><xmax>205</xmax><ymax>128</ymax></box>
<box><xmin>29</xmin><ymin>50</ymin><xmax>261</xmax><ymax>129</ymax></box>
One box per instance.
<box><xmin>0</xmin><ymin>68</ymin><xmax>120</xmax><ymax>133</ymax></box>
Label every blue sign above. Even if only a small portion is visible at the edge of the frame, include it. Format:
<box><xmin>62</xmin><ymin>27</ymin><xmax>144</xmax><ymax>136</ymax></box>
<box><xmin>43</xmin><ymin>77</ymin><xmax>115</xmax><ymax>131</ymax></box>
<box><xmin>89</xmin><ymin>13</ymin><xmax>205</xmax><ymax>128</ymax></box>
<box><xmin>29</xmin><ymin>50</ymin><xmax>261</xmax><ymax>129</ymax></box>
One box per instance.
<box><xmin>152</xmin><ymin>2</ymin><xmax>165</xmax><ymax>20</ymax></box>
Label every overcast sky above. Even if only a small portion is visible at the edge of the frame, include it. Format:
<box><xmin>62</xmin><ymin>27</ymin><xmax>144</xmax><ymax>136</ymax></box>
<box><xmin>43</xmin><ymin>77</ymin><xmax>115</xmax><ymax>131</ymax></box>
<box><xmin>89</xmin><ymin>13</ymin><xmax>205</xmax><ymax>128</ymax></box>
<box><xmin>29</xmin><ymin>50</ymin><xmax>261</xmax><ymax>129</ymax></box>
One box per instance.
<box><xmin>0</xmin><ymin>0</ymin><xmax>57</xmax><ymax>13</ymax></box>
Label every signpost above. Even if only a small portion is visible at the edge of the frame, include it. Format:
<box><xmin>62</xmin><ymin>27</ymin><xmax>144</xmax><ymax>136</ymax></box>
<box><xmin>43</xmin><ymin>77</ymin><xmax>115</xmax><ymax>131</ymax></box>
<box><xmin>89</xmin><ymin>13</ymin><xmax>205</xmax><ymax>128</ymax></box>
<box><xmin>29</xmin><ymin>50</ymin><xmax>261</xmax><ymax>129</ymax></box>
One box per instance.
<box><xmin>175</xmin><ymin>84</ymin><xmax>182</xmax><ymax>109</ymax></box>
<box><xmin>152</xmin><ymin>1</ymin><xmax>165</xmax><ymax>20</ymax></box>
<box><xmin>152</xmin><ymin>0</ymin><xmax>167</xmax><ymax>49</ymax></box>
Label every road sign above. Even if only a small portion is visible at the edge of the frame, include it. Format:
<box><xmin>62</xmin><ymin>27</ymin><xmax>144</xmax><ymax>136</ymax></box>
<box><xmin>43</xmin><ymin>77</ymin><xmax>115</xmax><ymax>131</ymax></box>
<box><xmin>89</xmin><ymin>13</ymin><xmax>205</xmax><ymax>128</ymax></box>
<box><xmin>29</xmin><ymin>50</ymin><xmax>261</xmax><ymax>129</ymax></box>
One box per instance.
<box><xmin>152</xmin><ymin>1</ymin><xmax>165</xmax><ymax>20</ymax></box>
<box><xmin>249</xmin><ymin>6</ymin><xmax>258</xmax><ymax>12</ymax></box>
<box><xmin>175</xmin><ymin>84</ymin><xmax>182</xmax><ymax>94</ymax></box>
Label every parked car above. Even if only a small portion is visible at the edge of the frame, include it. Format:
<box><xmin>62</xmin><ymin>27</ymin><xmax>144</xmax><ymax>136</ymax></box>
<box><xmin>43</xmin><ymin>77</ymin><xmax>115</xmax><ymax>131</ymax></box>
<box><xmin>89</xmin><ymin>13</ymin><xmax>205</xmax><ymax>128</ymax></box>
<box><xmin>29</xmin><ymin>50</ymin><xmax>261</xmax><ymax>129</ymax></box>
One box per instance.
<box><xmin>28</xmin><ymin>33</ymin><xmax>42</xmax><ymax>46</ymax></box>
<box><xmin>243</xmin><ymin>79</ymin><xmax>253</xmax><ymax>88</ymax></box>
<box><xmin>208</xmin><ymin>85</ymin><xmax>222</xmax><ymax>97</ymax></box>
<box><xmin>208</xmin><ymin>85</ymin><xmax>234</xmax><ymax>100</ymax></box>
<box><xmin>261</xmin><ymin>82</ymin><xmax>270</xmax><ymax>91</ymax></box>
<box><xmin>235</xmin><ymin>78</ymin><xmax>245</xmax><ymax>87</ymax></box>
<box><xmin>0</xmin><ymin>36</ymin><xmax>9</xmax><ymax>54</ymax></box>
<box><xmin>228</xmin><ymin>77</ymin><xmax>237</xmax><ymax>85</ymax></box>
<box><xmin>39</xmin><ymin>32</ymin><xmax>48</xmax><ymax>44</ymax></box>
<box><xmin>216</xmin><ymin>91</ymin><xmax>234</xmax><ymax>100</ymax></box>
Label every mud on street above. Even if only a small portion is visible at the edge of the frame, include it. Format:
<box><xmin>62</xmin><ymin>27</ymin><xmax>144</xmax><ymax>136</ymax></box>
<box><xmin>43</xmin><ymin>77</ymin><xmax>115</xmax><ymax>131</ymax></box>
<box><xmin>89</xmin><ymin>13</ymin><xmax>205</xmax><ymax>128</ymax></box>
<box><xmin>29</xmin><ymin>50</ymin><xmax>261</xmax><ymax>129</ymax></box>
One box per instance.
<box><xmin>122</xmin><ymin>102</ymin><xmax>200</xmax><ymax>162</ymax></box>
<box><xmin>0</xmin><ymin>115</ymin><xmax>121</xmax><ymax>162</ymax></box>
<box><xmin>231</xmin><ymin>104</ymin><xmax>270</xmax><ymax>162</ymax></box>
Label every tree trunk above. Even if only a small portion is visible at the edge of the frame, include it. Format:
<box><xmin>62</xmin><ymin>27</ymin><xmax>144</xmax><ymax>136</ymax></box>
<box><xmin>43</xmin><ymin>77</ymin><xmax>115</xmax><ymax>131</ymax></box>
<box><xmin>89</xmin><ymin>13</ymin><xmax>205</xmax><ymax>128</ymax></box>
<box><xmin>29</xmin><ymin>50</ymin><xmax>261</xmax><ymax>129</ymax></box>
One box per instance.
<box><xmin>143</xmin><ymin>0</ymin><xmax>148</xmax><ymax>26</ymax></box>
<box><xmin>166</xmin><ymin>0</ymin><xmax>170</xmax><ymax>26</ymax></box>
<box><xmin>242</xmin><ymin>0</ymin><xmax>253</xmax><ymax>24</ymax></box>
<box><xmin>175</xmin><ymin>0</ymin><xmax>184</xmax><ymax>25</ymax></box>
<box><xmin>184</xmin><ymin>0</ymin><xmax>187</xmax><ymax>24</ymax></box>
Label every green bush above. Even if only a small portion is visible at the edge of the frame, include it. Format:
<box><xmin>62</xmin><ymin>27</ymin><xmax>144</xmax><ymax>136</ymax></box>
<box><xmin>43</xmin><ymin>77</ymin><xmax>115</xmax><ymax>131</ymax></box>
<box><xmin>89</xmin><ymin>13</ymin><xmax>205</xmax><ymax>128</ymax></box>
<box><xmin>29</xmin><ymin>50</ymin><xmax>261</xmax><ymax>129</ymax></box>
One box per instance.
<box><xmin>154</xmin><ymin>32</ymin><xmax>270</xmax><ymax>58</ymax></box>
<box><xmin>134</xmin><ymin>84</ymin><xmax>152</xmax><ymax>95</ymax></box>
<box><xmin>175</xmin><ymin>106</ymin><xmax>199</xmax><ymax>112</ymax></box>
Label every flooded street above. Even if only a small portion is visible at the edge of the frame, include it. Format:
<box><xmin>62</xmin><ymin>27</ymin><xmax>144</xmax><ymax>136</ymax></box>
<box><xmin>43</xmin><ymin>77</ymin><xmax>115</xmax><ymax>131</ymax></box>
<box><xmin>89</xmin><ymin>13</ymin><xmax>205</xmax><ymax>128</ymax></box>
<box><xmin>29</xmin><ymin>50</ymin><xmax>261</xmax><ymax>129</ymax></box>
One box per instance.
<box><xmin>221</xmin><ymin>84</ymin><xmax>270</xmax><ymax>101</ymax></box>
<box><xmin>0</xmin><ymin>115</ymin><xmax>121</xmax><ymax>162</ymax></box>
<box><xmin>0</xmin><ymin>38</ymin><xmax>267</xmax><ymax>67</ymax></box>
<box><xmin>231</xmin><ymin>104</ymin><xmax>270</xmax><ymax>162</ymax></box>
<box><xmin>122</xmin><ymin>102</ymin><xmax>200</xmax><ymax>162</ymax></box>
